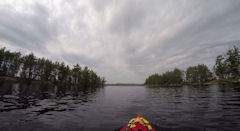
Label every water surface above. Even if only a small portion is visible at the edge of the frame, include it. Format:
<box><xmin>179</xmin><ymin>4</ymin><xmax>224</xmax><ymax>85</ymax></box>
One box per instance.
<box><xmin>0</xmin><ymin>82</ymin><xmax>240</xmax><ymax>131</ymax></box>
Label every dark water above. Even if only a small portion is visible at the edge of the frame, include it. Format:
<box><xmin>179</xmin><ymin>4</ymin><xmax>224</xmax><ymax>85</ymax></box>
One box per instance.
<box><xmin>0</xmin><ymin>83</ymin><xmax>240</xmax><ymax>131</ymax></box>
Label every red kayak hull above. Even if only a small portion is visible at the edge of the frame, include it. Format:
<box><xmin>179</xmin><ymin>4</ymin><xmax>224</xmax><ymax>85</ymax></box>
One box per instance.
<box><xmin>120</xmin><ymin>116</ymin><xmax>155</xmax><ymax>131</ymax></box>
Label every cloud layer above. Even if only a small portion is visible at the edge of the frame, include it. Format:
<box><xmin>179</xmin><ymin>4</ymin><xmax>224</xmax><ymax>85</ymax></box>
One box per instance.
<box><xmin>0</xmin><ymin>0</ymin><xmax>240</xmax><ymax>83</ymax></box>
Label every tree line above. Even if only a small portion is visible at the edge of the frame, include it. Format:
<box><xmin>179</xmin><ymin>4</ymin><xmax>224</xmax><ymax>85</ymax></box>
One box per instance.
<box><xmin>0</xmin><ymin>47</ymin><xmax>105</xmax><ymax>87</ymax></box>
<box><xmin>145</xmin><ymin>68</ymin><xmax>183</xmax><ymax>86</ymax></box>
<box><xmin>145</xmin><ymin>45</ymin><xmax>240</xmax><ymax>86</ymax></box>
<box><xmin>214</xmin><ymin>46</ymin><xmax>240</xmax><ymax>80</ymax></box>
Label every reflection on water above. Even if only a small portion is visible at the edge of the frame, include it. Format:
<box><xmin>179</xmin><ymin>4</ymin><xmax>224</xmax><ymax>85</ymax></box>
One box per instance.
<box><xmin>0</xmin><ymin>82</ymin><xmax>100</xmax><ymax>113</ymax></box>
<box><xmin>0</xmin><ymin>82</ymin><xmax>240</xmax><ymax>131</ymax></box>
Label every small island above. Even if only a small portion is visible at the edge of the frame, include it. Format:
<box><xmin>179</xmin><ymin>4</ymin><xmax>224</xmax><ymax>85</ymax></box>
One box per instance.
<box><xmin>145</xmin><ymin>45</ymin><xmax>240</xmax><ymax>87</ymax></box>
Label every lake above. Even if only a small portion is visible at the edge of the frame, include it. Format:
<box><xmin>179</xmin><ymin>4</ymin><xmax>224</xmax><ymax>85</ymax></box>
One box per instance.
<box><xmin>0</xmin><ymin>82</ymin><xmax>240</xmax><ymax>131</ymax></box>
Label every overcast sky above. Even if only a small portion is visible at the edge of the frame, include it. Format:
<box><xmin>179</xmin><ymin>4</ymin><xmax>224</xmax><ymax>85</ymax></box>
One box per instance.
<box><xmin>0</xmin><ymin>0</ymin><xmax>240</xmax><ymax>83</ymax></box>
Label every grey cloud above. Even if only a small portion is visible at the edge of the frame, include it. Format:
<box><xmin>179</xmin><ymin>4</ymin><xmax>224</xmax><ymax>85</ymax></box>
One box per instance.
<box><xmin>105</xmin><ymin>0</ymin><xmax>160</xmax><ymax>35</ymax></box>
<box><xmin>1</xmin><ymin>0</ymin><xmax>240</xmax><ymax>83</ymax></box>
<box><xmin>156</xmin><ymin>1</ymin><xmax>240</xmax><ymax>49</ymax></box>
<box><xmin>90</xmin><ymin>0</ymin><xmax>113</xmax><ymax>11</ymax></box>
<box><xmin>0</xmin><ymin>3</ymin><xmax>57</xmax><ymax>52</ymax></box>
<box><xmin>62</xmin><ymin>52</ymin><xmax>103</xmax><ymax>68</ymax></box>
<box><xmin>116</xmin><ymin>1</ymin><xmax>240</xmax><ymax>82</ymax></box>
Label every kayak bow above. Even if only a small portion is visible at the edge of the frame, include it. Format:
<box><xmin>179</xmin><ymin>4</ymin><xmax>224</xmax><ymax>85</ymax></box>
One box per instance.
<box><xmin>120</xmin><ymin>115</ymin><xmax>155</xmax><ymax>131</ymax></box>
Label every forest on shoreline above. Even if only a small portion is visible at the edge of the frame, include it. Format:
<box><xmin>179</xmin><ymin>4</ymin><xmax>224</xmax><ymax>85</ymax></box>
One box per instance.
<box><xmin>0</xmin><ymin>47</ymin><xmax>105</xmax><ymax>88</ymax></box>
<box><xmin>1</xmin><ymin>45</ymin><xmax>239</xmax><ymax>88</ymax></box>
<box><xmin>145</xmin><ymin>45</ymin><xmax>240</xmax><ymax>86</ymax></box>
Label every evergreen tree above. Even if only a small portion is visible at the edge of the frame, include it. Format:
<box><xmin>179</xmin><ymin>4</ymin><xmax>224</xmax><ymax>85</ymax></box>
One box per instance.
<box><xmin>21</xmin><ymin>53</ymin><xmax>36</xmax><ymax>79</ymax></box>
<box><xmin>0</xmin><ymin>47</ymin><xmax>104</xmax><ymax>88</ymax></box>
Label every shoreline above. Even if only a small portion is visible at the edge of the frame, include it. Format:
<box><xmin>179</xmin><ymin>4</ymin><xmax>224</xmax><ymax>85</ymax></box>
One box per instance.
<box><xmin>146</xmin><ymin>79</ymin><xmax>240</xmax><ymax>87</ymax></box>
<box><xmin>0</xmin><ymin>76</ymin><xmax>53</xmax><ymax>85</ymax></box>
<box><xmin>0</xmin><ymin>76</ymin><xmax>104</xmax><ymax>88</ymax></box>
<box><xmin>1</xmin><ymin>76</ymin><xmax>239</xmax><ymax>88</ymax></box>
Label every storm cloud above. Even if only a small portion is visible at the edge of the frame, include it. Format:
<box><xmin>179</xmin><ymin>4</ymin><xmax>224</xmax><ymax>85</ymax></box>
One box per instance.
<box><xmin>0</xmin><ymin>0</ymin><xmax>240</xmax><ymax>83</ymax></box>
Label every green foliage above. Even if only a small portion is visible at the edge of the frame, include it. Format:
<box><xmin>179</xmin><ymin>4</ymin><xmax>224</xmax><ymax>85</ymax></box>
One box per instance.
<box><xmin>214</xmin><ymin>46</ymin><xmax>240</xmax><ymax>80</ymax></box>
<box><xmin>0</xmin><ymin>47</ymin><xmax>21</xmax><ymax>77</ymax></box>
<box><xmin>21</xmin><ymin>53</ymin><xmax>36</xmax><ymax>79</ymax></box>
<box><xmin>186</xmin><ymin>64</ymin><xmax>212</xmax><ymax>83</ymax></box>
<box><xmin>214</xmin><ymin>55</ymin><xmax>227</xmax><ymax>79</ymax></box>
<box><xmin>145</xmin><ymin>68</ymin><xmax>183</xmax><ymax>86</ymax></box>
<box><xmin>145</xmin><ymin>45</ymin><xmax>240</xmax><ymax>85</ymax></box>
<box><xmin>0</xmin><ymin>47</ymin><xmax>105</xmax><ymax>88</ymax></box>
<box><xmin>72</xmin><ymin>64</ymin><xmax>82</xmax><ymax>85</ymax></box>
